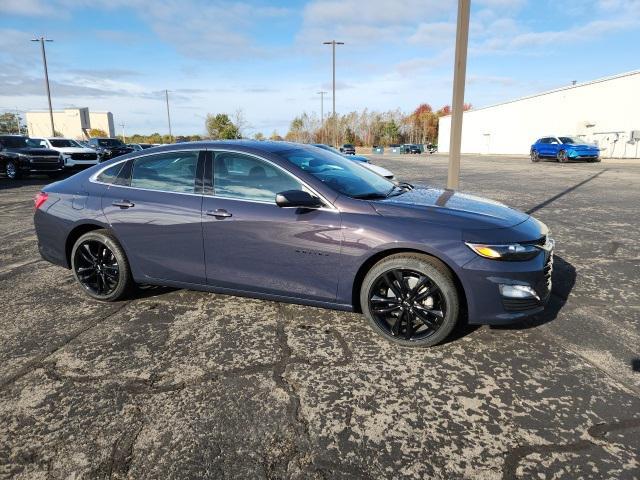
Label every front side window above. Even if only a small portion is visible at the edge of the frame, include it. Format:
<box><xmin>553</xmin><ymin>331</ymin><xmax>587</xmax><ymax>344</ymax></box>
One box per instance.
<box><xmin>130</xmin><ymin>151</ymin><xmax>199</xmax><ymax>193</ymax></box>
<box><xmin>213</xmin><ymin>152</ymin><xmax>302</xmax><ymax>203</ymax></box>
<box><xmin>27</xmin><ymin>138</ymin><xmax>46</xmax><ymax>148</ymax></box>
<box><xmin>279</xmin><ymin>147</ymin><xmax>394</xmax><ymax>199</ymax></box>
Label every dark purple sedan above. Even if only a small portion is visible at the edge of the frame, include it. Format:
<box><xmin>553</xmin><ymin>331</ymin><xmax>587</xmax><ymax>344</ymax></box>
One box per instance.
<box><xmin>34</xmin><ymin>141</ymin><xmax>554</xmax><ymax>347</ymax></box>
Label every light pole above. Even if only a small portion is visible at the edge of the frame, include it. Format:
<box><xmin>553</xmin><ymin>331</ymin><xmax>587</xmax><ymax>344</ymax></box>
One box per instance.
<box><xmin>120</xmin><ymin>122</ymin><xmax>126</xmax><ymax>144</ymax></box>
<box><xmin>31</xmin><ymin>36</ymin><xmax>55</xmax><ymax>137</ymax></box>
<box><xmin>317</xmin><ymin>90</ymin><xmax>327</xmax><ymax>143</ymax></box>
<box><xmin>447</xmin><ymin>0</ymin><xmax>470</xmax><ymax>190</ymax></box>
<box><xmin>323</xmin><ymin>40</ymin><xmax>344</xmax><ymax>147</ymax></box>
<box><xmin>165</xmin><ymin>89</ymin><xmax>173</xmax><ymax>143</ymax></box>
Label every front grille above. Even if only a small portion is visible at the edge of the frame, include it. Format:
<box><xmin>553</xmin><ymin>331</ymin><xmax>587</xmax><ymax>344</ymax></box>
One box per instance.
<box><xmin>502</xmin><ymin>298</ymin><xmax>541</xmax><ymax>312</ymax></box>
<box><xmin>30</xmin><ymin>155</ymin><xmax>60</xmax><ymax>164</ymax></box>
<box><xmin>70</xmin><ymin>152</ymin><xmax>98</xmax><ymax>160</ymax></box>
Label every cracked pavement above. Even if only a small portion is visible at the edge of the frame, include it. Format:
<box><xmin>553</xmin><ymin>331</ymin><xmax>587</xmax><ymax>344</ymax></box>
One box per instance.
<box><xmin>1</xmin><ymin>154</ymin><xmax>639</xmax><ymax>479</ymax></box>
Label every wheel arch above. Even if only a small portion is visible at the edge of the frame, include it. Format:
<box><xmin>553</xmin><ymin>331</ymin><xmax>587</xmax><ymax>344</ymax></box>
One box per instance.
<box><xmin>64</xmin><ymin>222</ymin><xmax>111</xmax><ymax>268</ymax></box>
<box><xmin>351</xmin><ymin>247</ymin><xmax>468</xmax><ymax>317</ymax></box>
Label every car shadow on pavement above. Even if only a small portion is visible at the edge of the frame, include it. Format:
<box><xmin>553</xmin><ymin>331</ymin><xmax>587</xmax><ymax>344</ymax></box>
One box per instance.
<box><xmin>490</xmin><ymin>255</ymin><xmax>577</xmax><ymax>331</ymax></box>
<box><xmin>0</xmin><ymin>173</ymin><xmax>76</xmax><ymax>190</ymax></box>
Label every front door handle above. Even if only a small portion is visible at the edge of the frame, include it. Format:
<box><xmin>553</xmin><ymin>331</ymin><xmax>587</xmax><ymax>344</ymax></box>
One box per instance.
<box><xmin>112</xmin><ymin>200</ymin><xmax>135</xmax><ymax>209</ymax></box>
<box><xmin>206</xmin><ymin>209</ymin><xmax>232</xmax><ymax>219</ymax></box>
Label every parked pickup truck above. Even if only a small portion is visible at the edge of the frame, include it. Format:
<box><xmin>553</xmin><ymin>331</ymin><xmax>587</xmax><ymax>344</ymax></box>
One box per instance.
<box><xmin>30</xmin><ymin>137</ymin><xmax>99</xmax><ymax>168</ymax></box>
<box><xmin>0</xmin><ymin>135</ymin><xmax>64</xmax><ymax>179</ymax></box>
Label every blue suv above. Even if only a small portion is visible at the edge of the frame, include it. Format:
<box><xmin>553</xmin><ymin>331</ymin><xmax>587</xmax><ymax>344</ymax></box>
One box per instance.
<box><xmin>531</xmin><ymin>136</ymin><xmax>600</xmax><ymax>163</ymax></box>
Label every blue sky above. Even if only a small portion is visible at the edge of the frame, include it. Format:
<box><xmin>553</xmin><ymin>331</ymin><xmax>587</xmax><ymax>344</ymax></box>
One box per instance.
<box><xmin>1</xmin><ymin>0</ymin><xmax>639</xmax><ymax>136</ymax></box>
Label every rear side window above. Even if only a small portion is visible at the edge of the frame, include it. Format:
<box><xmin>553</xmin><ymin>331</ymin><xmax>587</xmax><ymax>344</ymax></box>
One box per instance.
<box><xmin>130</xmin><ymin>151</ymin><xmax>199</xmax><ymax>193</ymax></box>
<box><xmin>96</xmin><ymin>162</ymin><xmax>125</xmax><ymax>184</ymax></box>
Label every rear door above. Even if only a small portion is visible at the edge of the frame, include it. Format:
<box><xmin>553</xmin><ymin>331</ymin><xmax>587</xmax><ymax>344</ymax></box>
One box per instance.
<box><xmin>201</xmin><ymin>150</ymin><xmax>343</xmax><ymax>302</ymax></box>
<box><xmin>100</xmin><ymin>149</ymin><xmax>207</xmax><ymax>285</ymax></box>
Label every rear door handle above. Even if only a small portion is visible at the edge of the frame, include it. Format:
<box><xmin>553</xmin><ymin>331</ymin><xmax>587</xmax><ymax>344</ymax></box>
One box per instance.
<box><xmin>206</xmin><ymin>209</ymin><xmax>232</xmax><ymax>219</ymax></box>
<box><xmin>112</xmin><ymin>200</ymin><xmax>135</xmax><ymax>209</ymax></box>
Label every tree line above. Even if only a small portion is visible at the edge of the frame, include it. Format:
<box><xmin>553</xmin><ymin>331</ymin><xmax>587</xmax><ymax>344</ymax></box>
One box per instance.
<box><xmin>280</xmin><ymin>103</ymin><xmax>471</xmax><ymax>147</ymax></box>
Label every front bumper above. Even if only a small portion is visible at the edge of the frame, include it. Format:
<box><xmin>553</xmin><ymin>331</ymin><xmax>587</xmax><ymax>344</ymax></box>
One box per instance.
<box><xmin>461</xmin><ymin>242</ymin><xmax>554</xmax><ymax>325</ymax></box>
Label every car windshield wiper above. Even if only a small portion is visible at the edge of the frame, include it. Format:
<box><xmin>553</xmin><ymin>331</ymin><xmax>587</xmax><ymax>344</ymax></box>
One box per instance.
<box><xmin>385</xmin><ymin>184</ymin><xmax>411</xmax><ymax>198</ymax></box>
<box><xmin>352</xmin><ymin>192</ymin><xmax>388</xmax><ymax>200</ymax></box>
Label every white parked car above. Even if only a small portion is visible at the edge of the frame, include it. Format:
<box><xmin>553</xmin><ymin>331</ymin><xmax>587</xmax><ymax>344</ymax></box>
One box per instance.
<box><xmin>30</xmin><ymin>137</ymin><xmax>99</xmax><ymax>168</ymax></box>
<box><xmin>312</xmin><ymin>144</ymin><xmax>395</xmax><ymax>180</ymax></box>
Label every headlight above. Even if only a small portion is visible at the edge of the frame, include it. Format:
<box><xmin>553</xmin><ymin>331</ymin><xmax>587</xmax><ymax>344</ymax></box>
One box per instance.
<box><xmin>465</xmin><ymin>242</ymin><xmax>540</xmax><ymax>261</ymax></box>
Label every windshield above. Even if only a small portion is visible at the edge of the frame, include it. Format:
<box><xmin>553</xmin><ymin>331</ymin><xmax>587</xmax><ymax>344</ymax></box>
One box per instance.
<box><xmin>312</xmin><ymin>144</ymin><xmax>342</xmax><ymax>155</ymax></box>
<box><xmin>50</xmin><ymin>139</ymin><xmax>81</xmax><ymax>148</ymax></box>
<box><xmin>279</xmin><ymin>147</ymin><xmax>394</xmax><ymax>199</ymax></box>
<box><xmin>0</xmin><ymin>137</ymin><xmax>29</xmax><ymax>148</ymax></box>
<box><xmin>98</xmin><ymin>139</ymin><xmax>124</xmax><ymax>147</ymax></box>
<box><xmin>26</xmin><ymin>138</ymin><xmax>46</xmax><ymax>148</ymax></box>
<box><xmin>559</xmin><ymin>137</ymin><xmax>583</xmax><ymax>144</ymax></box>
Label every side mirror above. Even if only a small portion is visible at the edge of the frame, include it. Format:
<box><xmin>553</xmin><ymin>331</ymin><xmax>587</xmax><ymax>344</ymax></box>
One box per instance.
<box><xmin>276</xmin><ymin>190</ymin><xmax>322</xmax><ymax>209</ymax></box>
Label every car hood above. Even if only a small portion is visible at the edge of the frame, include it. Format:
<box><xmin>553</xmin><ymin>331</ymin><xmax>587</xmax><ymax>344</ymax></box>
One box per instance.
<box><xmin>361</xmin><ymin>162</ymin><xmax>394</xmax><ymax>178</ymax></box>
<box><xmin>371</xmin><ymin>186</ymin><xmax>529</xmax><ymax>229</ymax></box>
<box><xmin>7</xmin><ymin>147</ymin><xmax>60</xmax><ymax>156</ymax></box>
<box><xmin>54</xmin><ymin>147</ymin><xmax>97</xmax><ymax>154</ymax></box>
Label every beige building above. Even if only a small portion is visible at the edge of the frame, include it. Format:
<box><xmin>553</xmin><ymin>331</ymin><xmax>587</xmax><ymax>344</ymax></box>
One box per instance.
<box><xmin>26</xmin><ymin>108</ymin><xmax>115</xmax><ymax>139</ymax></box>
<box><xmin>438</xmin><ymin>70</ymin><xmax>640</xmax><ymax>158</ymax></box>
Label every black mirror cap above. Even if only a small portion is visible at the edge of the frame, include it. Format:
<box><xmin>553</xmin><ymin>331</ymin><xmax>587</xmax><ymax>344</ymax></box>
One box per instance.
<box><xmin>275</xmin><ymin>190</ymin><xmax>323</xmax><ymax>209</ymax></box>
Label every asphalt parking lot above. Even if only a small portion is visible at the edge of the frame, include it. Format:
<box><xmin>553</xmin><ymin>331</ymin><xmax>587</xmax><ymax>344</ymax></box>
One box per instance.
<box><xmin>1</xmin><ymin>153</ymin><xmax>639</xmax><ymax>479</ymax></box>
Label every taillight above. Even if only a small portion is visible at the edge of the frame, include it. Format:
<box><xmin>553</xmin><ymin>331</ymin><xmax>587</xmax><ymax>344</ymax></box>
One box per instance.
<box><xmin>34</xmin><ymin>192</ymin><xmax>48</xmax><ymax>210</ymax></box>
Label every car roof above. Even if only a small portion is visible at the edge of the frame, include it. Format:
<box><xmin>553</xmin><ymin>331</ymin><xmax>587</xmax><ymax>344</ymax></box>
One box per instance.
<box><xmin>145</xmin><ymin>139</ymin><xmax>305</xmax><ymax>154</ymax></box>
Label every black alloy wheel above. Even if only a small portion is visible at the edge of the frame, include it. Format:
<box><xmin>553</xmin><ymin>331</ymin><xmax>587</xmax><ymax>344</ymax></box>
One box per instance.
<box><xmin>361</xmin><ymin>254</ymin><xmax>459</xmax><ymax>347</ymax></box>
<box><xmin>71</xmin><ymin>230</ymin><xmax>133</xmax><ymax>301</ymax></box>
<box><xmin>531</xmin><ymin>150</ymin><xmax>540</xmax><ymax>162</ymax></box>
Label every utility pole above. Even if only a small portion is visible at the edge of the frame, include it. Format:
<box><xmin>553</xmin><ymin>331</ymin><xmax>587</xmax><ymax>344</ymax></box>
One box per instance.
<box><xmin>120</xmin><ymin>122</ymin><xmax>126</xmax><ymax>144</ymax></box>
<box><xmin>317</xmin><ymin>90</ymin><xmax>327</xmax><ymax>144</ymax></box>
<box><xmin>323</xmin><ymin>40</ymin><xmax>344</xmax><ymax>147</ymax></box>
<box><xmin>447</xmin><ymin>0</ymin><xmax>470</xmax><ymax>190</ymax></box>
<box><xmin>165</xmin><ymin>90</ymin><xmax>173</xmax><ymax>143</ymax></box>
<box><xmin>31</xmin><ymin>36</ymin><xmax>55</xmax><ymax>137</ymax></box>
<box><xmin>15</xmin><ymin>108</ymin><xmax>21</xmax><ymax>134</ymax></box>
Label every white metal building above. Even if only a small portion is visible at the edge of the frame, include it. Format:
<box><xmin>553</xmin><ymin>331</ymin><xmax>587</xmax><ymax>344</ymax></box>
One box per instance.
<box><xmin>438</xmin><ymin>70</ymin><xmax>640</xmax><ymax>158</ymax></box>
<box><xmin>26</xmin><ymin>108</ymin><xmax>115</xmax><ymax>139</ymax></box>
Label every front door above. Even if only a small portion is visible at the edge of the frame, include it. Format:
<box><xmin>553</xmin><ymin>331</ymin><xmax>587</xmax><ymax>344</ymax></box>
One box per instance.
<box><xmin>101</xmin><ymin>149</ymin><xmax>206</xmax><ymax>285</ymax></box>
<box><xmin>201</xmin><ymin>150</ymin><xmax>342</xmax><ymax>302</ymax></box>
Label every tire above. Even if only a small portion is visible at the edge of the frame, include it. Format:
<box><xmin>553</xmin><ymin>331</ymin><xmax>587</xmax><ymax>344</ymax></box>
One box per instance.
<box><xmin>360</xmin><ymin>253</ymin><xmax>460</xmax><ymax>347</ymax></box>
<box><xmin>531</xmin><ymin>150</ymin><xmax>540</xmax><ymax>162</ymax></box>
<box><xmin>5</xmin><ymin>160</ymin><xmax>22</xmax><ymax>179</ymax></box>
<box><xmin>593</xmin><ymin>157</ymin><xmax>601</xmax><ymax>163</ymax></box>
<box><xmin>557</xmin><ymin>150</ymin><xmax>568</xmax><ymax>163</ymax></box>
<box><xmin>71</xmin><ymin>229</ymin><xmax>134</xmax><ymax>301</ymax></box>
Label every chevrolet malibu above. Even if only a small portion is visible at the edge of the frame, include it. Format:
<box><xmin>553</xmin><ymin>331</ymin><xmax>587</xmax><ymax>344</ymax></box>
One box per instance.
<box><xmin>34</xmin><ymin>141</ymin><xmax>554</xmax><ymax>347</ymax></box>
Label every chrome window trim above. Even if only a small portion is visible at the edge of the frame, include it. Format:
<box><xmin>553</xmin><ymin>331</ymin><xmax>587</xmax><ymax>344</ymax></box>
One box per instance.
<box><xmin>89</xmin><ymin>147</ymin><xmax>339</xmax><ymax>212</ymax></box>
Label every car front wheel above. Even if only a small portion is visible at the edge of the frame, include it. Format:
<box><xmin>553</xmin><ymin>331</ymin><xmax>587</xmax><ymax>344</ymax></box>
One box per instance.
<box><xmin>557</xmin><ymin>150</ymin><xmax>568</xmax><ymax>163</ymax></box>
<box><xmin>531</xmin><ymin>150</ymin><xmax>540</xmax><ymax>162</ymax></box>
<box><xmin>71</xmin><ymin>229</ymin><xmax>134</xmax><ymax>301</ymax></box>
<box><xmin>360</xmin><ymin>253</ymin><xmax>460</xmax><ymax>347</ymax></box>
<box><xmin>5</xmin><ymin>160</ymin><xmax>22</xmax><ymax>179</ymax></box>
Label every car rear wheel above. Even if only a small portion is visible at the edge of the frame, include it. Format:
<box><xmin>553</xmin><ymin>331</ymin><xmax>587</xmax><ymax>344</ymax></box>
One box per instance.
<box><xmin>531</xmin><ymin>150</ymin><xmax>540</xmax><ymax>162</ymax></box>
<box><xmin>360</xmin><ymin>253</ymin><xmax>460</xmax><ymax>347</ymax></box>
<box><xmin>5</xmin><ymin>160</ymin><xmax>22</xmax><ymax>179</ymax></box>
<box><xmin>557</xmin><ymin>150</ymin><xmax>568</xmax><ymax>163</ymax></box>
<box><xmin>71</xmin><ymin>229</ymin><xmax>134</xmax><ymax>301</ymax></box>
